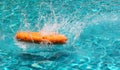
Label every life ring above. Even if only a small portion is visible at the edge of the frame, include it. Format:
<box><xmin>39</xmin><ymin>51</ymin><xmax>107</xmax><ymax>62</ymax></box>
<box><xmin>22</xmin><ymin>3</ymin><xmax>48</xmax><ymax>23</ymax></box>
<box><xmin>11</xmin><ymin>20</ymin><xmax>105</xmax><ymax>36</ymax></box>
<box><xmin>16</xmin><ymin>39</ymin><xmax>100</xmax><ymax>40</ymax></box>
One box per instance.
<box><xmin>15</xmin><ymin>31</ymin><xmax>67</xmax><ymax>44</ymax></box>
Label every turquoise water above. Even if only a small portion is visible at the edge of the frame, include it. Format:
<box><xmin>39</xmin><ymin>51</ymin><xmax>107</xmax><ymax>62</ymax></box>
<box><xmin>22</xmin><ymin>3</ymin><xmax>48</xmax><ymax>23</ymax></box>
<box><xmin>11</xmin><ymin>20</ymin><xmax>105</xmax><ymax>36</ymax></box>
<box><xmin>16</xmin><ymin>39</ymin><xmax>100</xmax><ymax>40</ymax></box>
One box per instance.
<box><xmin>0</xmin><ymin>0</ymin><xmax>120</xmax><ymax>70</ymax></box>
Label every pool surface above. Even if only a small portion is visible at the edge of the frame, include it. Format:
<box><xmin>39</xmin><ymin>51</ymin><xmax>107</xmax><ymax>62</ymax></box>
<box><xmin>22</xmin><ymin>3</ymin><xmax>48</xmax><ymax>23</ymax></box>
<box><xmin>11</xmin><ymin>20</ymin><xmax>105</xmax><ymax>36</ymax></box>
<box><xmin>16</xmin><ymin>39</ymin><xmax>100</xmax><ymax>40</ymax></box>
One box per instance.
<box><xmin>0</xmin><ymin>0</ymin><xmax>120</xmax><ymax>70</ymax></box>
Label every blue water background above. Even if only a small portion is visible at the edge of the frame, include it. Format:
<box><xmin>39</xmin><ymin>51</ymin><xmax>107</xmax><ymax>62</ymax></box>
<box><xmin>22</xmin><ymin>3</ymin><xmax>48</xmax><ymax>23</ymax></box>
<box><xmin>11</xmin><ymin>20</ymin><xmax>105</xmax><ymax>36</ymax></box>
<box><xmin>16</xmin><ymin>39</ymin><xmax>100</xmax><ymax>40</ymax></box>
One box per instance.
<box><xmin>0</xmin><ymin>0</ymin><xmax>120</xmax><ymax>70</ymax></box>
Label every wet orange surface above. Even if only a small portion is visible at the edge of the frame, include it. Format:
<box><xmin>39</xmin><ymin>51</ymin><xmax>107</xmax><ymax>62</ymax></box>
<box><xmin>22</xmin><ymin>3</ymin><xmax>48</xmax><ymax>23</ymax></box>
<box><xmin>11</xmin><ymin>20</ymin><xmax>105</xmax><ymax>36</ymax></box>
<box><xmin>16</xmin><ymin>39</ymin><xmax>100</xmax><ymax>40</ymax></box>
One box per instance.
<box><xmin>15</xmin><ymin>32</ymin><xmax>67</xmax><ymax>44</ymax></box>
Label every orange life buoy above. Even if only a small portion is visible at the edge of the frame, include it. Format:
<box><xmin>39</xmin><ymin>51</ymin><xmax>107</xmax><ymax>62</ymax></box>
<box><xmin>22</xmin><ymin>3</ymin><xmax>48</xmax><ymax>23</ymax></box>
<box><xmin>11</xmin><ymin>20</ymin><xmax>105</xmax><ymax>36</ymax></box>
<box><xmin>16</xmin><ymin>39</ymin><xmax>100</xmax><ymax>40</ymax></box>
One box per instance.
<box><xmin>15</xmin><ymin>31</ymin><xmax>67</xmax><ymax>44</ymax></box>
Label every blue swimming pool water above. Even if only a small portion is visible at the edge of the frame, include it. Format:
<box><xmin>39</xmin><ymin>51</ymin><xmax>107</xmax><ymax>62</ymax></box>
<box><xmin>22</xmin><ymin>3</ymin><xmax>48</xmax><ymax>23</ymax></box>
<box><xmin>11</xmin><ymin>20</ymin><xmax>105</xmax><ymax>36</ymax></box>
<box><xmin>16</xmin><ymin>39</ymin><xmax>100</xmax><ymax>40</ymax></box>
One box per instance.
<box><xmin>0</xmin><ymin>0</ymin><xmax>120</xmax><ymax>70</ymax></box>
